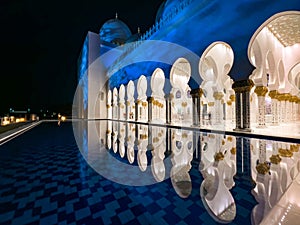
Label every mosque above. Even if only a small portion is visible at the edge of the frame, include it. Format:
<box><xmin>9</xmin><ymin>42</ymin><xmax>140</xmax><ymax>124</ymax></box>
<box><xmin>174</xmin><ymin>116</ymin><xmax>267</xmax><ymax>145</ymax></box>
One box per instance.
<box><xmin>76</xmin><ymin>0</ymin><xmax>300</xmax><ymax>134</ymax></box>
<box><xmin>73</xmin><ymin>0</ymin><xmax>300</xmax><ymax>224</ymax></box>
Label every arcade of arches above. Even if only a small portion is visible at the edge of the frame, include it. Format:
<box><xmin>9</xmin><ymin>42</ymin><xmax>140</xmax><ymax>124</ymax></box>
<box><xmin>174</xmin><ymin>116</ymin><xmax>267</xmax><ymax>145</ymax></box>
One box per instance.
<box><xmin>103</xmin><ymin>11</ymin><xmax>300</xmax><ymax>135</ymax></box>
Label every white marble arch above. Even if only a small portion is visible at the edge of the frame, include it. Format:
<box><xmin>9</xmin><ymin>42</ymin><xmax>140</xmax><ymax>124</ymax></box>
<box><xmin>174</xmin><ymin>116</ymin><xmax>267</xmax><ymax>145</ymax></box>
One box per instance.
<box><xmin>288</xmin><ymin>62</ymin><xmax>300</xmax><ymax>96</ymax></box>
<box><xmin>150</xmin><ymin>68</ymin><xmax>166</xmax><ymax>123</ymax></box>
<box><xmin>119</xmin><ymin>84</ymin><xmax>126</xmax><ymax>120</ymax></box>
<box><xmin>137</xmin><ymin>75</ymin><xmax>148</xmax><ymax>122</ymax></box>
<box><xmin>170</xmin><ymin>57</ymin><xmax>193</xmax><ymax>126</ymax></box>
<box><xmin>248</xmin><ymin>11</ymin><xmax>300</xmax><ymax>126</ymax></box>
<box><xmin>199</xmin><ymin>41</ymin><xmax>234</xmax><ymax>126</ymax></box>
<box><xmin>107</xmin><ymin>90</ymin><xmax>112</xmax><ymax>119</ymax></box>
<box><xmin>112</xmin><ymin>88</ymin><xmax>118</xmax><ymax>120</ymax></box>
<box><xmin>288</xmin><ymin>63</ymin><xmax>300</xmax><ymax>121</ymax></box>
<box><xmin>170</xmin><ymin>129</ymin><xmax>193</xmax><ymax>198</ymax></box>
<box><xmin>126</xmin><ymin>80</ymin><xmax>135</xmax><ymax>121</ymax></box>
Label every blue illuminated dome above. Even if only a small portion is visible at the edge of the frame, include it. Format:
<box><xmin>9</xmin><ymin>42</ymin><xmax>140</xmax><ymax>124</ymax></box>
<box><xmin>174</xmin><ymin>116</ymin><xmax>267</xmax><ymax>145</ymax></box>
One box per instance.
<box><xmin>99</xmin><ymin>15</ymin><xmax>132</xmax><ymax>45</ymax></box>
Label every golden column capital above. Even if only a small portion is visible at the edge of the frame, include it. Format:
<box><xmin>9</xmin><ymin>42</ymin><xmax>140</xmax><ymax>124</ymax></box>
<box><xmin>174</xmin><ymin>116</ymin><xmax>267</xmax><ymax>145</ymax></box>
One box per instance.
<box><xmin>269</xmin><ymin>154</ymin><xmax>281</xmax><ymax>164</ymax></box>
<box><xmin>213</xmin><ymin>92</ymin><xmax>224</xmax><ymax>100</ymax></box>
<box><xmin>256</xmin><ymin>162</ymin><xmax>270</xmax><ymax>175</ymax></box>
<box><xmin>254</xmin><ymin>86</ymin><xmax>268</xmax><ymax>97</ymax></box>
<box><xmin>214</xmin><ymin>152</ymin><xmax>224</xmax><ymax>161</ymax></box>
<box><xmin>268</xmin><ymin>90</ymin><xmax>278</xmax><ymax>99</ymax></box>
<box><xmin>229</xmin><ymin>94</ymin><xmax>235</xmax><ymax>102</ymax></box>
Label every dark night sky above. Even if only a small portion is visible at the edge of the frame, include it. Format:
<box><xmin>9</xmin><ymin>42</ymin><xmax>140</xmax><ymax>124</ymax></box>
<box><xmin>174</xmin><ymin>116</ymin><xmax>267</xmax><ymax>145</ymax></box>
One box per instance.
<box><xmin>0</xmin><ymin>0</ymin><xmax>163</xmax><ymax>115</ymax></box>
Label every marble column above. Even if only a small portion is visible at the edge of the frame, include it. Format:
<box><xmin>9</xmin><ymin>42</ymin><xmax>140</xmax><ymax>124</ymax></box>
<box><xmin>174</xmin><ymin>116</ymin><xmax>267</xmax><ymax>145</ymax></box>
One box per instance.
<box><xmin>254</xmin><ymin>86</ymin><xmax>268</xmax><ymax>128</ymax></box>
<box><xmin>233</xmin><ymin>79</ymin><xmax>254</xmax><ymax>131</ymax></box>
<box><xmin>268</xmin><ymin>90</ymin><xmax>279</xmax><ymax>126</ymax></box>
<box><xmin>165</xmin><ymin>94</ymin><xmax>172</xmax><ymax>124</ymax></box>
<box><xmin>229</xmin><ymin>94</ymin><xmax>236</xmax><ymax>125</ymax></box>
<box><xmin>213</xmin><ymin>92</ymin><xmax>224</xmax><ymax>125</ymax></box>
<box><xmin>290</xmin><ymin>96</ymin><xmax>297</xmax><ymax>121</ymax></box>
<box><xmin>190</xmin><ymin>88</ymin><xmax>203</xmax><ymax>126</ymax></box>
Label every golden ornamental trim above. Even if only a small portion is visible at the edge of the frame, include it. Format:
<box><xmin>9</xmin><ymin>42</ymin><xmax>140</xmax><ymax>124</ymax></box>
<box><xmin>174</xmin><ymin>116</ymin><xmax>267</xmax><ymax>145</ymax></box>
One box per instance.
<box><xmin>290</xmin><ymin>144</ymin><xmax>299</xmax><ymax>152</ymax></box>
<box><xmin>213</xmin><ymin>92</ymin><xmax>224</xmax><ymax>100</ymax></box>
<box><xmin>268</xmin><ymin>90</ymin><xmax>278</xmax><ymax>99</ymax></box>
<box><xmin>214</xmin><ymin>152</ymin><xmax>224</xmax><ymax>161</ymax></box>
<box><xmin>229</xmin><ymin>94</ymin><xmax>235</xmax><ymax>102</ymax></box>
<box><xmin>269</xmin><ymin>154</ymin><xmax>281</xmax><ymax>164</ymax></box>
<box><xmin>256</xmin><ymin>162</ymin><xmax>270</xmax><ymax>175</ymax></box>
<box><xmin>230</xmin><ymin>147</ymin><xmax>236</xmax><ymax>155</ymax></box>
<box><xmin>278</xmin><ymin>148</ymin><xmax>293</xmax><ymax>157</ymax></box>
<box><xmin>227</xmin><ymin>136</ymin><xmax>233</xmax><ymax>142</ymax></box>
<box><xmin>227</xmin><ymin>100</ymin><xmax>232</xmax><ymax>106</ymax></box>
<box><xmin>181</xmin><ymin>102</ymin><xmax>187</xmax><ymax>107</ymax></box>
<box><xmin>208</xmin><ymin>102</ymin><xmax>215</xmax><ymax>107</ymax></box>
<box><xmin>254</xmin><ymin>86</ymin><xmax>268</xmax><ymax>97</ymax></box>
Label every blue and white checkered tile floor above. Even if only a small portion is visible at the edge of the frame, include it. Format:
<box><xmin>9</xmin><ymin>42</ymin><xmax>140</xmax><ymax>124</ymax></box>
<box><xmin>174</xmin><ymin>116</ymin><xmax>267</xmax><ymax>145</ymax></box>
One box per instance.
<box><xmin>0</xmin><ymin>122</ymin><xmax>256</xmax><ymax>225</ymax></box>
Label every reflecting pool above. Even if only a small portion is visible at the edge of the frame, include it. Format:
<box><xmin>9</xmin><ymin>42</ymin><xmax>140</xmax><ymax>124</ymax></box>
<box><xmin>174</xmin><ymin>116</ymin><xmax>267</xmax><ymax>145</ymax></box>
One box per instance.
<box><xmin>0</xmin><ymin>121</ymin><xmax>299</xmax><ymax>224</ymax></box>
<box><xmin>73</xmin><ymin>120</ymin><xmax>300</xmax><ymax>224</ymax></box>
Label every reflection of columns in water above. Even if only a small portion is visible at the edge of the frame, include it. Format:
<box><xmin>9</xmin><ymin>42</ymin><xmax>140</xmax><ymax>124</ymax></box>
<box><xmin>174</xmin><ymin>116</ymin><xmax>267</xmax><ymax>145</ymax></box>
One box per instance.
<box><xmin>258</xmin><ymin>140</ymin><xmax>267</xmax><ymax>163</ymax></box>
<box><xmin>235</xmin><ymin>137</ymin><xmax>252</xmax><ymax>179</ymax></box>
<box><xmin>213</xmin><ymin>92</ymin><xmax>224</xmax><ymax>125</ymax></box>
<box><xmin>254</xmin><ymin>86</ymin><xmax>268</xmax><ymax>128</ymax></box>
<box><xmin>268</xmin><ymin>90</ymin><xmax>279</xmax><ymax>125</ymax></box>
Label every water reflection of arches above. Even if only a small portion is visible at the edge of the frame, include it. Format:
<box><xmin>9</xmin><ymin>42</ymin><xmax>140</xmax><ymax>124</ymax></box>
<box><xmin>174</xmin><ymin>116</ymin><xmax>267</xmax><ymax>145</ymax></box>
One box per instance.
<box><xmin>126</xmin><ymin>123</ymin><xmax>135</xmax><ymax>164</ymax></box>
<box><xmin>170</xmin><ymin>129</ymin><xmax>193</xmax><ymax>198</ymax></box>
<box><xmin>199</xmin><ymin>133</ymin><xmax>237</xmax><ymax>223</ymax></box>
<box><xmin>137</xmin><ymin>124</ymin><xmax>148</xmax><ymax>171</ymax></box>
<box><xmin>151</xmin><ymin>126</ymin><xmax>166</xmax><ymax>182</ymax></box>
<box><xmin>250</xmin><ymin>139</ymin><xmax>300</xmax><ymax>225</ymax></box>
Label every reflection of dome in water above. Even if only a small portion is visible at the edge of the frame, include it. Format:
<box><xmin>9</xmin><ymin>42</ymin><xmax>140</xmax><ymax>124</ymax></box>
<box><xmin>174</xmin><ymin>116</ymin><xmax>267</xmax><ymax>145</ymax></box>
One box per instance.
<box><xmin>100</xmin><ymin>15</ymin><xmax>132</xmax><ymax>44</ymax></box>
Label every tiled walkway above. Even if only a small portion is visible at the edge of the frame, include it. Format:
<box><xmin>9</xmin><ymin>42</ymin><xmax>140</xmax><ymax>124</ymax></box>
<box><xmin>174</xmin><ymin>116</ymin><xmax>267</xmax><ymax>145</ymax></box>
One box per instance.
<box><xmin>0</xmin><ymin>122</ymin><xmax>257</xmax><ymax>224</ymax></box>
